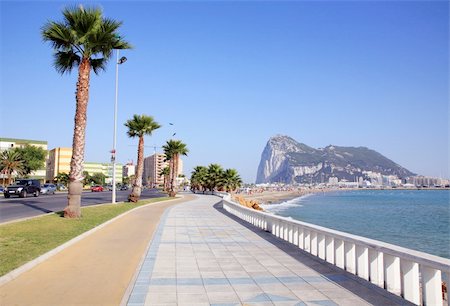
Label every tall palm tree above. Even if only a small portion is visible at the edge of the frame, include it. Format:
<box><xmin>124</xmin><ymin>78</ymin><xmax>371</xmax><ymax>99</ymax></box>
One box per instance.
<box><xmin>0</xmin><ymin>150</ymin><xmax>25</xmax><ymax>186</ymax></box>
<box><xmin>162</xmin><ymin>140</ymin><xmax>188</xmax><ymax>197</ymax></box>
<box><xmin>125</xmin><ymin>114</ymin><xmax>161</xmax><ymax>202</ymax></box>
<box><xmin>42</xmin><ymin>6</ymin><xmax>131</xmax><ymax>218</ymax></box>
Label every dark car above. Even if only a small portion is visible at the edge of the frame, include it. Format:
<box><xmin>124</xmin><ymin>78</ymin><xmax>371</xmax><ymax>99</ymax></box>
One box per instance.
<box><xmin>4</xmin><ymin>179</ymin><xmax>41</xmax><ymax>198</ymax></box>
<box><xmin>91</xmin><ymin>185</ymin><xmax>104</xmax><ymax>192</ymax></box>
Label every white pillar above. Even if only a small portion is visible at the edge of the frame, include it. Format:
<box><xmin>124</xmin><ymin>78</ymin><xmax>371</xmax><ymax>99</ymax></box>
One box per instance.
<box><xmin>335</xmin><ymin>239</ymin><xmax>345</xmax><ymax>269</ymax></box>
<box><xmin>288</xmin><ymin>224</ymin><xmax>293</xmax><ymax>244</ymax></box>
<box><xmin>298</xmin><ymin>227</ymin><xmax>304</xmax><ymax>250</ymax></box>
<box><xmin>345</xmin><ymin>242</ymin><xmax>356</xmax><ymax>274</ymax></box>
<box><xmin>304</xmin><ymin>230</ymin><xmax>310</xmax><ymax>252</ymax></box>
<box><xmin>311</xmin><ymin>231</ymin><xmax>318</xmax><ymax>256</ymax></box>
<box><xmin>293</xmin><ymin>226</ymin><xmax>299</xmax><ymax>246</ymax></box>
<box><xmin>325</xmin><ymin>236</ymin><xmax>335</xmax><ymax>264</ymax></box>
<box><xmin>384</xmin><ymin>254</ymin><xmax>401</xmax><ymax>296</ymax></box>
<box><xmin>356</xmin><ymin>246</ymin><xmax>369</xmax><ymax>281</ymax></box>
<box><xmin>318</xmin><ymin>234</ymin><xmax>325</xmax><ymax>260</ymax></box>
<box><xmin>422</xmin><ymin>266</ymin><xmax>442</xmax><ymax>306</ymax></box>
<box><xmin>401</xmin><ymin>260</ymin><xmax>420</xmax><ymax>305</ymax></box>
<box><xmin>369</xmin><ymin>249</ymin><xmax>384</xmax><ymax>288</ymax></box>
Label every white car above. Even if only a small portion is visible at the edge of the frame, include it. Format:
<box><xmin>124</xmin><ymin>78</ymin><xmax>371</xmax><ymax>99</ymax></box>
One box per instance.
<box><xmin>41</xmin><ymin>183</ymin><xmax>57</xmax><ymax>195</ymax></box>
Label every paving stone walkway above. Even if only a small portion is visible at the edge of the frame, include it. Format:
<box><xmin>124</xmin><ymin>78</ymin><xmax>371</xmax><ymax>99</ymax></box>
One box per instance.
<box><xmin>125</xmin><ymin>195</ymin><xmax>409</xmax><ymax>306</ymax></box>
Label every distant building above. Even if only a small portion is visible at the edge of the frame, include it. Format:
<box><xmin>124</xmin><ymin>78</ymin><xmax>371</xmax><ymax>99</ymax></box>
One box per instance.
<box><xmin>143</xmin><ymin>153</ymin><xmax>168</xmax><ymax>187</ymax></box>
<box><xmin>46</xmin><ymin>147</ymin><xmax>72</xmax><ymax>181</ymax></box>
<box><xmin>142</xmin><ymin>153</ymin><xmax>183</xmax><ymax>187</ymax></box>
<box><xmin>328</xmin><ymin>177</ymin><xmax>339</xmax><ymax>185</ymax></box>
<box><xmin>0</xmin><ymin>137</ymin><xmax>48</xmax><ymax>183</ymax></box>
<box><xmin>122</xmin><ymin>162</ymin><xmax>136</xmax><ymax>178</ymax></box>
<box><xmin>46</xmin><ymin>147</ymin><xmax>122</xmax><ymax>184</ymax></box>
<box><xmin>84</xmin><ymin>162</ymin><xmax>123</xmax><ymax>184</ymax></box>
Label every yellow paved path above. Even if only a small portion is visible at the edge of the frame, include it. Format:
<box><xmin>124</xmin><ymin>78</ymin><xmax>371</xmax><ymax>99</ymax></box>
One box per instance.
<box><xmin>0</xmin><ymin>195</ymin><xmax>195</xmax><ymax>306</ymax></box>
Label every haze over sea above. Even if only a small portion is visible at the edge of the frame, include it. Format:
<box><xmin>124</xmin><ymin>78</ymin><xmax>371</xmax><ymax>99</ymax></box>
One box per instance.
<box><xmin>262</xmin><ymin>190</ymin><xmax>450</xmax><ymax>259</ymax></box>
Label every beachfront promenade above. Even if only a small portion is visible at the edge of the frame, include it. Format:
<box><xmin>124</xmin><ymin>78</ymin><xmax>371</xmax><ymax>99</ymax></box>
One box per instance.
<box><xmin>125</xmin><ymin>195</ymin><xmax>409</xmax><ymax>305</ymax></box>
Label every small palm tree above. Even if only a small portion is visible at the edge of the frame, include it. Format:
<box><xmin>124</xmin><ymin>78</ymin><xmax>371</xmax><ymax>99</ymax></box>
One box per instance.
<box><xmin>206</xmin><ymin>164</ymin><xmax>224</xmax><ymax>193</ymax></box>
<box><xmin>125</xmin><ymin>114</ymin><xmax>161</xmax><ymax>202</ymax></box>
<box><xmin>159</xmin><ymin>166</ymin><xmax>170</xmax><ymax>191</ymax></box>
<box><xmin>162</xmin><ymin>140</ymin><xmax>188</xmax><ymax>197</ymax></box>
<box><xmin>42</xmin><ymin>5</ymin><xmax>131</xmax><ymax>218</ymax></box>
<box><xmin>190</xmin><ymin>166</ymin><xmax>208</xmax><ymax>193</ymax></box>
<box><xmin>0</xmin><ymin>150</ymin><xmax>25</xmax><ymax>186</ymax></box>
<box><xmin>220</xmin><ymin>169</ymin><xmax>243</xmax><ymax>193</ymax></box>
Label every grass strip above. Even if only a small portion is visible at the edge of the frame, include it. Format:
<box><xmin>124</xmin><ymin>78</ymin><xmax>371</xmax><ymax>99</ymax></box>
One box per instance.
<box><xmin>0</xmin><ymin>197</ymin><xmax>170</xmax><ymax>277</ymax></box>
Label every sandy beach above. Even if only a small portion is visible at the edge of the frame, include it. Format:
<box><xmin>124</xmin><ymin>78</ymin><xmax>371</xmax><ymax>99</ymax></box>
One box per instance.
<box><xmin>237</xmin><ymin>189</ymin><xmax>314</xmax><ymax>205</ymax></box>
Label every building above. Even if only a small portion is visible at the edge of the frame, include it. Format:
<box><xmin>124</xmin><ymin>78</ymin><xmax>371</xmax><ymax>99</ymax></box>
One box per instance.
<box><xmin>83</xmin><ymin>162</ymin><xmax>123</xmax><ymax>184</ymax></box>
<box><xmin>142</xmin><ymin>153</ymin><xmax>184</xmax><ymax>187</ymax></box>
<box><xmin>143</xmin><ymin>153</ymin><xmax>168</xmax><ymax>187</ymax></box>
<box><xmin>122</xmin><ymin>162</ymin><xmax>136</xmax><ymax>178</ymax></box>
<box><xmin>0</xmin><ymin>137</ymin><xmax>48</xmax><ymax>183</ymax></box>
<box><xmin>46</xmin><ymin>147</ymin><xmax>122</xmax><ymax>184</ymax></box>
<box><xmin>46</xmin><ymin>147</ymin><xmax>72</xmax><ymax>181</ymax></box>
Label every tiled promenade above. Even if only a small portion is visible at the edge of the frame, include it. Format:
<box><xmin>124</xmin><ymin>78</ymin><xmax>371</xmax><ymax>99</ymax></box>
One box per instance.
<box><xmin>126</xmin><ymin>195</ymin><xmax>409</xmax><ymax>306</ymax></box>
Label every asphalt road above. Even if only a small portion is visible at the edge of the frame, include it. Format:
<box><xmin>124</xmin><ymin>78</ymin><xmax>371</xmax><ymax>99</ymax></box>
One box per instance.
<box><xmin>0</xmin><ymin>189</ymin><xmax>167</xmax><ymax>223</ymax></box>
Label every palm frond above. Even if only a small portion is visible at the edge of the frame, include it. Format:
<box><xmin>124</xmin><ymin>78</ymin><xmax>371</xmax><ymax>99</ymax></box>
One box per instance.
<box><xmin>90</xmin><ymin>58</ymin><xmax>107</xmax><ymax>74</ymax></box>
<box><xmin>53</xmin><ymin>51</ymin><xmax>81</xmax><ymax>74</ymax></box>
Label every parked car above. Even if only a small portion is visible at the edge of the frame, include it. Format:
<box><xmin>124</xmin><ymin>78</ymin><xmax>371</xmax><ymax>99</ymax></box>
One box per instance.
<box><xmin>0</xmin><ymin>186</ymin><xmax>4</xmax><ymax>193</ymax></box>
<box><xmin>105</xmin><ymin>185</ymin><xmax>113</xmax><ymax>191</ymax></box>
<box><xmin>119</xmin><ymin>185</ymin><xmax>129</xmax><ymax>191</ymax></box>
<box><xmin>91</xmin><ymin>185</ymin><xmax>104</xmax><ymax>192</ymax></box>
<box><xmin>4</xmin><ymin>179</ymin><xmax>41</xmax><ymax>198</ymax></box>
<box><xmin>41</xmin><ymin>183</ymin><xmax>57</xmax><ymax>195</ymax></box>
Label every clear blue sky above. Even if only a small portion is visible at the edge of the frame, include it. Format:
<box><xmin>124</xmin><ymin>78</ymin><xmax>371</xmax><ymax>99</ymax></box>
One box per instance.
<box><xmin>1</xmin><ymin>1</ymin><xmax>448</xmax><ymax>182</ymax></box>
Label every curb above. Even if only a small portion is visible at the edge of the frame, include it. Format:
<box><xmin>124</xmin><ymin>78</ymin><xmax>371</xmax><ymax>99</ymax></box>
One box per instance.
<box><xmin>0</xmin><ymin>196</ymin><xmax>183</xmax><ymax>287</ymax></box>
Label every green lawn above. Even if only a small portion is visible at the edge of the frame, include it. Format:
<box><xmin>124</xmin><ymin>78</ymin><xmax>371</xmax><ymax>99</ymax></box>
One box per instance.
<box><xmin>0</xmin><ymin>197</ymin><xmax>170</xmax><ymax>277</ymax></box>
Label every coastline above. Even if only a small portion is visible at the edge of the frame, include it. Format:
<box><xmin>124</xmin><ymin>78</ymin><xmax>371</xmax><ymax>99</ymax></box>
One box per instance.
<box><xmin>238</xmin><ymin>188</ymin><xmax>326</xmax><ymax>205</ymax></box>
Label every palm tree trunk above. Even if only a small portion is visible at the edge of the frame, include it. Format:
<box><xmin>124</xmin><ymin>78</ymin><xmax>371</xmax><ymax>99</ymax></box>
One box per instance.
<box><xmin>130</xmin><ymin>136</ymin><xmax>144</xmax><ymax>202</ymax></box>
<box><xmin>65</xmin><ymin>58</ymin><xmax>90</xmax><ymax>218</ymax></box>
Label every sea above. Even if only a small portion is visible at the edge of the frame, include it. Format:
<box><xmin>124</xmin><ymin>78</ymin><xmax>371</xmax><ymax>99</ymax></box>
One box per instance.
<box><xmin>261</xmin><ymin>189</ymin><xmax>450</xmax><ymax>259</ymax></box>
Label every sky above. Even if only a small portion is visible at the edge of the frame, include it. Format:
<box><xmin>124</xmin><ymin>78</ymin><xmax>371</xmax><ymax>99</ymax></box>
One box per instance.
<box><xmin>0</xmin><ymin>0</ymin><xmax>448</xmax><ymax>183</ymax></box>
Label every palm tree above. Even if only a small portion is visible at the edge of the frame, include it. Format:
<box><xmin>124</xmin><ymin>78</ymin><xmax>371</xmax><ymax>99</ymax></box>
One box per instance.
<box><xmin>125</xmin><ymin>114</ymin><xmax>161</xmax><ymax>202</ymax></box>
<box><xmin>42</xmin><ymin>6</ymin><xmax>131</xmax><ymax>218</ymax></box>
<box><xmin>220</xmin><ymin>169</ymin><xmax>243</xmax><ymax>193</ymax></box>
<box><xmin>205</xmin><ymin>164</ymin><xmax>224</xmax><ymax>193</ymax></box>
<box><xmin>162</xmin><ymin>140</ymin><xmax>188</xmax><ymax>197</ymax></box>
<box><xmin>190</xmin><ymin>166</ymin><xmax>208</xmax><ymax>193</ymax></box>
<box><xmin>0</xmin><ymin>150</ymin><xmax>25</xmax><ymax>186</ymax></box>
<box><xmin>159</xmin><ymin>166</ymin><xmax>170</xmax><ymax>191</ymax></box>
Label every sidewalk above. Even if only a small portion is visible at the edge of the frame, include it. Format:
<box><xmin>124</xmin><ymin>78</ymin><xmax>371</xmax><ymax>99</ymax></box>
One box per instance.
<box><xmin>0</xmin><ymin>195</ymin><xmax>195</xmax><ymax>306</ymax></box>
<box><xmin>125</xmin><ymin>195</ymin><xmax>409</xmax><ymax>306</ymax></box>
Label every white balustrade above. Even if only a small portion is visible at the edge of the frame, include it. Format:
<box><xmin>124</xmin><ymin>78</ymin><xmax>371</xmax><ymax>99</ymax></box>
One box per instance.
<box><xmin>222</xmin><ymin>196</ymin><xmax>450</xmax><ymax>306</ymax></box>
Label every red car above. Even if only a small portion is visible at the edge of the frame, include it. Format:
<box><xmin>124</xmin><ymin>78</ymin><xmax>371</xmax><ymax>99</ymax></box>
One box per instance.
<box><xmin>91</xmin><ymin>185</ymin><xmax>104</xmax><ymax>192</ymax></box>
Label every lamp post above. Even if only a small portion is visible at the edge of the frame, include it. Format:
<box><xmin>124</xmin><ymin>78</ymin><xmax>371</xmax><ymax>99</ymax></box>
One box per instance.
<box><xmin>112</xmin><ymin>50</ymin><xmax>127</xmax><ymax>204</ymax></box>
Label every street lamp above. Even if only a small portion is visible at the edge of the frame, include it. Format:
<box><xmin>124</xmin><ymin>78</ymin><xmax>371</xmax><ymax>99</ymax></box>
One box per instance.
<box><xmin>112</xmin><ymin>50</ymin><xmax>127</xmax><ymax>204</ymax></box>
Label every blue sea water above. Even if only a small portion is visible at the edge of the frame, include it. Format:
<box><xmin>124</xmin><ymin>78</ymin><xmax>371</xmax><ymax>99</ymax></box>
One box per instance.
<box><xmin>262</xmin><ymin>190</ymin><xmax>450</xmax><ymax>259</ymax></box>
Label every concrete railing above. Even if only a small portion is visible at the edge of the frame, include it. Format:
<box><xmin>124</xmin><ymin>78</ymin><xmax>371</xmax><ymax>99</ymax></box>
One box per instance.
<box><xmin>222</xmin><ymin>195</ymin><xmax>450</xmax><ymax>306</ymax></box>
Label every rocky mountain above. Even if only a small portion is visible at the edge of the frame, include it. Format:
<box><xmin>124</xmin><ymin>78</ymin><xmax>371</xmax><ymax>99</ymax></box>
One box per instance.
<box><xmin>256</xmin><ymin>135</ymin><xmax>415</xmax><ymax>184</ymax></box>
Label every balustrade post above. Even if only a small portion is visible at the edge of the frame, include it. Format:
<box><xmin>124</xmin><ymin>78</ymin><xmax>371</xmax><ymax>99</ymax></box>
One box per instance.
<box><xmin>325</xmin><ymin>236</ymin><xmax>335</xmax><ymax>264</ymax></box>
<box><xmin>288</xmin><ymin>224</ymin><xmax>294</xmax><ymax>244</ymax></box>
<box><xmin>304</xmin><ymin>230</ymin><xmax>310</xmax><ymax>252</ymax></box>
<box><xmin>293</xmin><ymin>225</ymin><xmax>299</xmax><ymax>246</ymax></box>
<box><xmin>356</xmin><ymin>246</ymin><xmax>369</xmax><ymax>281</ymax></box>
<box><xmin>345</xmin><ymin>242</ymin><xmax>356</xmax><ymax>274</ymax></box>
<box><xmin>318</xmin><ymin>234</ymin><xmax>325</xmax><ymax>260</ymax></box>
<box><xmin>335</xmin><ymin>239</ymin><xmax>345</xmax><ymax>269</ymax></box>
<box><xmin>422</xmin><ymin>266</ymin><xmax>442</xmax><ymax>306</ymax></box>
<box><xmin>298</xmin><ymin>227</ymin><xmax>304</xmax><ymax>250</ymax></box>
<box><xmin>311</xmin><ymin>231</ymin><xmax>318</xmax><ymax>255</ymax></box>
<box><xmin>369</xmin><ymin>249</ymin><xmax>384</xmax><ymax>288</ymax></box>
<box><xmin>384</xmin><ymin>254</ymin><xmax>401</xmax><ymax>296</ymax></box>
<box><xmin>401</xmin><ymin>259</ymin><xmax>420</xmax><ymax>305</ymax></box>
